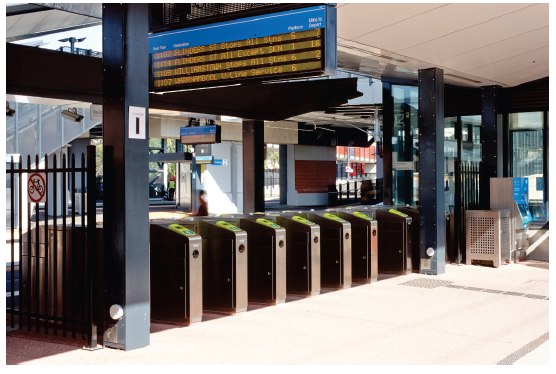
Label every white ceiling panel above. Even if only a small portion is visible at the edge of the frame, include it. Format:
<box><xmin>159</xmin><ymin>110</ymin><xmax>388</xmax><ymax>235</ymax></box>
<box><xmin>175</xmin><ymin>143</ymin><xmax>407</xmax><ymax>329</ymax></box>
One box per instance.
<box><xmin>466</xmin><ymin>46</ymin><xmax>549</xmax><ymax>78</ymax></box>
<box><xmin>438</xmin><ymin>26</ymin><xmax>549</xmax><ymax>72</ymax></box>
<box><xmin>337</xmin><ymin>3</ymin><xmax>447</xmax><ymax>40</ymax></box>
<box><xmin>494</xmin><ymin>62</ymin><xmax>549</xmax><ymax>86</ymax></box>
<box><xmin>28</xmin><ymin>10</ymin><xmax>68</xmax><ymax>34</ymax></box>
<box><xmin>6</xmin><ymin>11</ymin><xmax>51</xmax><ymax>38</ymax></box>
<box><xmin>6</xmin><ymin>14</ymin><xmax>22</xmax><ymax>31</ymax></box>
<box><xmin>351</xmin><ymin>3</ymin><xmax>533</xmax><ymax>53</ymax></box>
<box><xmin>397</xmin><ymin>4</ymin><xmax>549</xmax><ymax>63</ymax></box>
<box><xmin>57</xmin><ymin>12</ymin><xmax>85</xmax><ymax>28</ymax></box>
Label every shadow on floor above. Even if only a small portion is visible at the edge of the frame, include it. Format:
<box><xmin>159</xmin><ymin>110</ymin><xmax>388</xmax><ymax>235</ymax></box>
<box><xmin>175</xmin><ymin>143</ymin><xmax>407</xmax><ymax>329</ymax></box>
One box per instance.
<box><xmin>517</xmin><ymin>260</ymin><xmax>549</xmax><ymax>270</ymax></box>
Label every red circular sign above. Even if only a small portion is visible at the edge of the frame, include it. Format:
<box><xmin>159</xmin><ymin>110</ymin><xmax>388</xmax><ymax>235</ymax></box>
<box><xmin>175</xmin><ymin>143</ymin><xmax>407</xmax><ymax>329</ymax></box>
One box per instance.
<box><xmin>28</xmin><ymin>173</ymin><xmax>46</xmax><ymax>203</ymax></box>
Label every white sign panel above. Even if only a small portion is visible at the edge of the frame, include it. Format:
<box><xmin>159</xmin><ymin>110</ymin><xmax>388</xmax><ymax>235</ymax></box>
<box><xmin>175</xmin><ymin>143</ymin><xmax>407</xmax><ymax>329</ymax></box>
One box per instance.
<box><xmin>28</xmin><ymin>172</ymin><xmax>47</xmax><ymax>203</ymax></box>
<box><xmin>129</xmin><ymin>106</ymin><xmax>146</xmax><ymax>139</ymax></box>
<box><xmin>90</xmin><ymin>104</ymin><xmax>103</xmax><ymax>121</ymax></box>
<box><xmin>396</xmin><ymin>161</ymin><xmax>414</xmax><ymax>171</ymax></box>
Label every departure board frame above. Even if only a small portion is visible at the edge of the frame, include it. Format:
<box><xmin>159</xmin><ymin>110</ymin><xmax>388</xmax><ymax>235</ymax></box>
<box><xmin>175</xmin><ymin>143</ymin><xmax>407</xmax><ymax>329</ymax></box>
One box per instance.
<box><xmin>148</xmin><ymin>5</ymin><xmax>337</xmax><ymax>92</ymax></box>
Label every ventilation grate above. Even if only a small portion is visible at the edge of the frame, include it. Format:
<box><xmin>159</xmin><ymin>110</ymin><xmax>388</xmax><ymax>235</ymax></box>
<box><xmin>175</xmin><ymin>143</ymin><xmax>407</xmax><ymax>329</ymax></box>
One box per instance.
<box><xmin>500</xmin><ymin>216</ymin><xmax>511</xmax><ymax>261</ymax></box>
<box><xmin>496</xmin><ymin>332</ymin><xmax>549</xmax><ymax>365</ymax></box>
<box><xmin>470</xmin><ymin>217</ymin><xmax>495</xmax><ymax>254</ymax></box>
<box><xmin>398</xmin><ymin>278</ymin><xmax>454</xmax><ymax>289</ymax></box>
<box><xmin>150</xmin><ymin>3</ymin><xmax>284</xmax><ymax>29</ymax></box>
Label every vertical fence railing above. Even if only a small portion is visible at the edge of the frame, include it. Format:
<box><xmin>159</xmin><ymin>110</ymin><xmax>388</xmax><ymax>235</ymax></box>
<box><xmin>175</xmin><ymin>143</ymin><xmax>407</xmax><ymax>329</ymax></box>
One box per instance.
<box><xmin>454</xmin><ymin>161</ymin><xmax>481</xmax><ymax>263</ymax></box>
<box><xmin>5</xmin><ymin>146</ymin><xmax>99</xmax><ymax>348</ymax></box>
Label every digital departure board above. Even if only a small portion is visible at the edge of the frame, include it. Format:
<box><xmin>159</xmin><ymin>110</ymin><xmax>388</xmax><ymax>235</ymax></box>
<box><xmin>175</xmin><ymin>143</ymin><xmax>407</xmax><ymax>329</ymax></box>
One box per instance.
<box><xmin>180</xmin><ymin>125</ymin><xmax>221</xmax><ymax>145</ymax></box>
<box><xmin>148</xmin><ymin>5</ymin><xmax>336</xmax><ymax>92</ymax></box>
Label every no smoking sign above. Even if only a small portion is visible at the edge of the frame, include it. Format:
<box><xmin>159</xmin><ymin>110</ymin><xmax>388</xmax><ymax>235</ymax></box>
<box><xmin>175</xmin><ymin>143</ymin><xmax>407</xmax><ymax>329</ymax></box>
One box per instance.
<box><xmin>28</xmin><ymin>173</ymin><xmax>47</xmax><ymax>203</ymax></box>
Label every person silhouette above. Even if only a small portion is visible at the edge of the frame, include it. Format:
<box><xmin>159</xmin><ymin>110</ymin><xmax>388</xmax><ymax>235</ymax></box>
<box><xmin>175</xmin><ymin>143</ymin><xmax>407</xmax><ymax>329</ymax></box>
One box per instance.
<box><xmin>195</xmin><ymin>190</ymin><xmax>208</xmax><ymax>216</ymax></box>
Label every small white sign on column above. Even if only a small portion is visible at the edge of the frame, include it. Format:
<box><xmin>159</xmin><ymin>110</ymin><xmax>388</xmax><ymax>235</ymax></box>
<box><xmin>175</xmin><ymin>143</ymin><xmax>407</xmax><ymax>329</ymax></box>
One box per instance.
<box><xmin>129</xmin><ymin>106</ymin><xmax>146</xmax><ymax>139</ymax></box>
<box><xmin>90</xmin><ymin>104</ymin><xmax>103</xmax><ymax>121</ymax></box>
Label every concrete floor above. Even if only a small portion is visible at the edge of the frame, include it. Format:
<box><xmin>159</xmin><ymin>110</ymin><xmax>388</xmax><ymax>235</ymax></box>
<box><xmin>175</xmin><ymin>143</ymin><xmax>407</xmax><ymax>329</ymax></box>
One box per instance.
<box><xmin>6</xmin><ymin>261</ymin><xmax>549</xmax><ymax>365</ymax></box>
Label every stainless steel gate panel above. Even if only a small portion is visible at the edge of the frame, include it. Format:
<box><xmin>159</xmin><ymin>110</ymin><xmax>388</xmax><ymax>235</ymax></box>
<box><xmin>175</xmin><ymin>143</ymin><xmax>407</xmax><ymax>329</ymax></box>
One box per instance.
<box><xmin>305</xmin><ymin>212</ymin><xmax>352</xmax><ymax>289</ymax></box>
<box><xmin>195</xmin><ymin>220</ymin><xmax>248</xmax><ymax>314</ymax></box>
<box><xmin>374</xmin><ymin>209</ymin><xmax>413</xmax><ymax>274</ymax></box>
<box><xmin>238</xmin><ymin>218</ymin><xmax>287</xmax><ymax>304</ymax></box>
<box><xmin>336</xmin><ymin>211</ymin><xmax>378</xmax><ymax>283</ymax></box>
<box><xmin>273</xmin><ymin>215</ymin><xmax>320</xmax><ymax>296</ymax></box>
<box><xmin>150</xmin><ymin>223</ymin><xmax>203</xmax><ymax>324</ymax></box>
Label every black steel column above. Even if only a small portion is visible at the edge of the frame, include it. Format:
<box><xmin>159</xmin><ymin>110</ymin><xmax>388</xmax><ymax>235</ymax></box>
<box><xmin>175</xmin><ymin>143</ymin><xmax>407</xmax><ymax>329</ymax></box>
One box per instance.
<box><xmin>243</xmin><ymin>119</ymin><xmax>265</xmax><ymax>213</ymax></box>
<box><xmin>418</xmin><ymin>68</ymin><xmax>445</xmax><ymax>275</ymax></box>
<box><xmin>382</xmin><ymin>82</ymin><xmax>393</xmax><ymax>205</ymax></box>
<box><xmin>279</xmin><ymin>144</ymin><xmax>288</xmax><ymax>205</ymax></box>
<box><xmin>102</xmin><ymin>3</ymin><xmax>150</xmax><ymax>351</ymax></box>
<box><xmin>480</xmin><ymin>85</ymin><xmax>502</xmax><ymax>209</ymax></box>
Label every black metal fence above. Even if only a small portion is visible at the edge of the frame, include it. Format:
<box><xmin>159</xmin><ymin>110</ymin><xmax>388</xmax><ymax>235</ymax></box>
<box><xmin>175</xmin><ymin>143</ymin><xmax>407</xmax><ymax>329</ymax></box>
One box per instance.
<box><xmin>6</xmin><ymin>145</ymin><xmax>100</xmax><ymax>349</ymax></box>
<box><xmin>453</xmin><ymin>161</ymin><xmax>481</xmax><ymax>264</ymax></box>
<box><xmin>328</xmin><ymin>179</ymin><xmax>380</xmax><ymax>206</ymax></box>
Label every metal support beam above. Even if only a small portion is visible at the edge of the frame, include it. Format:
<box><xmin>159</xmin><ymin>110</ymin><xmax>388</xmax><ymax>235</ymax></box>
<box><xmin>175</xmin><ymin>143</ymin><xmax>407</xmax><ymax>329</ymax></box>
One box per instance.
<box><xmin>243</xmin><ymin>119</ymin><xmax>265</xmax><ymax>213</ymax></box>
<box><xmin>481</xmin><ymin>85</ymin><xmax>502</xmax><ymax>209</ymax></box>
<box><xmin>102</xmin><ymin>3</ymin><xmax>150</xmax><ymax>351</ymax></box>
<box><xmin>382</xmin><ymin>83</ymin><xmax>393</xmax><ymax>205</ymax></box>
<box><xmin>418</xmin><ymin>68</ymin><xmax>445</xmax><ymax>275</ymax></box>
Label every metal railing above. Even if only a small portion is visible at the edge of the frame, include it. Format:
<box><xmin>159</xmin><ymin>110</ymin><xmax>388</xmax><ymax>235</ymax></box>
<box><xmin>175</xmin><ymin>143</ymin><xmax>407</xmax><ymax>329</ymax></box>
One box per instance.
<box><xmin>328</xmin><ymin>179</ymin><xmax>378</xmax><ymax>206</ymax></box>
<box><xmin>453</xmin><ymin>161</ymin><xmax>481</xmax><ymax>264</ymax></box>
<box><xmin>6</xmin><ymin>146</ymin><xmax>100</xmax><ymax>349</ymax></box>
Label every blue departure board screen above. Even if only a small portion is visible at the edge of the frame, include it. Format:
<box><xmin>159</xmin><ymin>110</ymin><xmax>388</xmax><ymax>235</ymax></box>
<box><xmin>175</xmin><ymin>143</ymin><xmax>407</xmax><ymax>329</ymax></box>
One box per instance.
<box><xmin>149</xmin><ymin>5</ymin><xmax>336</xmax><ymax>92</ymax></box>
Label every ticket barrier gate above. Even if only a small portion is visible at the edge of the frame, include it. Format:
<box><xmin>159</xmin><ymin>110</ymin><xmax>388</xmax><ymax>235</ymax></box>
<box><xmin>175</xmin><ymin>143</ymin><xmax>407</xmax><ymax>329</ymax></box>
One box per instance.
<box><xmin>397</xmin><ymin>207</ymin><xmax>421</xmax><ymax>272</ymax></box>
<box><xmin>334</xmin><ymin>210</ymin><xmax>378</xmax><ymax>283</ymax></box>
<box><xmin>297</xmin><ymin>212</ymin><xmax>351</xmax><ymax>289</ymax></box>
<box><xmin>213</xmin><ymin>214</ymin><xmax>286</xmax><ymax>305</ymax></box>
<box><xmin>150</xmin><ymin>223</ymin><xmax>202</xmax><ymax>324</ymax></box>
<box><xmin>374</xmin><ymin>209</ymin><xmax>413</xmax><ymax>274</ymax></box>
<box><xmin>176</xmin><ymin>218</ymin><xmax>248</xmax><ymax>314</ymax></box>
<box><xmin>268</xmin><ymin>214</ymin><xmax>321</xmax><ymax>296</ymax></box>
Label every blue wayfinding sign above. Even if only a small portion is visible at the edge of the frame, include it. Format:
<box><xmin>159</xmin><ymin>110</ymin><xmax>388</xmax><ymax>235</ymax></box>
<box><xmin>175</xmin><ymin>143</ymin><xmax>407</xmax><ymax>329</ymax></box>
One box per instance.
<box><xmin>213</xmin><ymin>159</ymin><xmax>223</xmax><ymax>166</ymax></box>
<box><xmin>513</xmin><ymin>177</ymin><xmax>528</xmax><ymax>201</ymax></box>
<box><xmin>149</xmin><ymin>5</ymin><xmax>328</xmax><ymax>53</ymax></box>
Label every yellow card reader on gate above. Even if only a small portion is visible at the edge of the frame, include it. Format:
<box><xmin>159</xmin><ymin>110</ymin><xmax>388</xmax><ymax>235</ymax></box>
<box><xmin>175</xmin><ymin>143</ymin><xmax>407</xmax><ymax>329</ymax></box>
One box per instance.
<box><xmin>388</xmin><ymin>209</ymin><xmax>408</xmax><ymax>218</ymax></box>
<box><xmin>292</xmin><ymin>216</ymin><xmax>315</xmax><ymax>226</ymax></box>
<box><xmin>256</xmin><ymin>218</ymin><xmax>281</xmax><ymax>229</ymax></box>
<box><xmin>323</xmin><ymin>213</ymin><xmax>346</xmax><ymax>223</ymax></box>
<box><xmin>352</xmin><ymin>211</ymin><xmax>373</xmax><ymax>220</ymax></box>
<box><xmin>168</xmin><ymin>224</ymin><xmax>197</xmax><ymax>236</ymax></box>
<box><xmin>216</xmin><ymin>221</ymin><xmax>241</xmax><ymax>231</ymax></box>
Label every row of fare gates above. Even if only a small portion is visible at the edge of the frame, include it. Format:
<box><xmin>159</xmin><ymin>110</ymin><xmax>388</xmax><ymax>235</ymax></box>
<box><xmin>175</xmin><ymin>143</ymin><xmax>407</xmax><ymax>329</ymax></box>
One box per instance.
<box><xmin>150</xmin><ymin>207</ymin><xmax>421</xmax><ymax>324</ymax></box>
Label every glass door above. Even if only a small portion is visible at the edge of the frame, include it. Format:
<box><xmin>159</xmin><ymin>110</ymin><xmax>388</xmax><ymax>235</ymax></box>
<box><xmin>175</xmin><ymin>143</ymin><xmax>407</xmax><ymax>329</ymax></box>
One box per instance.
<box><xmin>509</xmin><ymin>112</ymin><xmax>547</xmax><ymax>222</ymax></box>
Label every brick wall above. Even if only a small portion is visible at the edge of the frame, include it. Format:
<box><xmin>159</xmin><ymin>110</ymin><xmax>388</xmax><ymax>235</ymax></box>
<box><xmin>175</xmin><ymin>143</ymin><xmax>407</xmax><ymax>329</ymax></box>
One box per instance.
<box><xmin>295</xmin><ymin>160</ymin><xmax>336</xmax><ymax>193</ymax></box>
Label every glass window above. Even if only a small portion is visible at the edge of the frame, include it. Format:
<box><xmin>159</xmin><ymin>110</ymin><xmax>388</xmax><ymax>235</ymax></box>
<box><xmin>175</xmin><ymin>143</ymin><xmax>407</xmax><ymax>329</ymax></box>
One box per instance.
<box><xmin>460</xmin><ymin>115</ymin><xmax>481</xmax><ymax>163</ymax></box>
<box><xmin>509</xmin><ymin>111</ymin><xmax>546</xmax><ymax>221</ymax></box>
<box><xmin>391</xmin><ymin>85</ymin><xmax>419</xmax><ymax>206</ymax></box>
<box><xmin>444</xmin><ymin>117</ymin><xmax>458</xmax><ymax>213</ymax></box>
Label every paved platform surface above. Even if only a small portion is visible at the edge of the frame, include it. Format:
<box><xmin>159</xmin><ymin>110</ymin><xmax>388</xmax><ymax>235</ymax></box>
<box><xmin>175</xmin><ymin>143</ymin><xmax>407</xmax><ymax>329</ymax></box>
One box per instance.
<box><xmin>5</xmin><ymin>261</ymin><xmax>550</xmax><ymax>366</ymax></box>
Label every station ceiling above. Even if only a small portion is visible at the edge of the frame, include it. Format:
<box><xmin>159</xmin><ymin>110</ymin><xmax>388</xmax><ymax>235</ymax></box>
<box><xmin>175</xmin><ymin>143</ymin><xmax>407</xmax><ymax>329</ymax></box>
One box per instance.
<box><xmin>5</xmin><ymin>3</ymin><xmax>549</xmax><ymax>129</ymax></box>
<box><xmin>336</xmin><ymin>2</ymin><xmax>549</xmax><ymax>88</ymax></box>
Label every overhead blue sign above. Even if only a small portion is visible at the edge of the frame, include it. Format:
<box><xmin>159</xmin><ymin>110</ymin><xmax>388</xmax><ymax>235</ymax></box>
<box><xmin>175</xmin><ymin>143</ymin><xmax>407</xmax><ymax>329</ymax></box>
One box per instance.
<box><xmin>149</xmin><ymin>5</ymin><xmax>328</xmax><ymax>54</ymax></box>
<box><xmin>213</xmin><ymin>159</ymin><xmax>223</xmax><ymax>166</ymax></box>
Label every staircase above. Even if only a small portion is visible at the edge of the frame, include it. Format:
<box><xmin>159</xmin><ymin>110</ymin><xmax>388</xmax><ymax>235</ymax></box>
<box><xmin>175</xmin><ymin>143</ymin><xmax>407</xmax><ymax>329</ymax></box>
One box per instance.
<box><xmin>5</xmin><ymin>102</ymin><xmax>101</xmax><ymax>166</ymax></box>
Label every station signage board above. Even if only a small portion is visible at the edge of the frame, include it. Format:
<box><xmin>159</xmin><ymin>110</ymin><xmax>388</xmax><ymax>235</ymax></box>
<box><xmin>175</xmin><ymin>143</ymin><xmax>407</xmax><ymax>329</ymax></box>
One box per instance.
<box><xmin>180</xmin><ymin>125</ymin><xmax>221</xmax><ymax>145</ymax></box>
<box><xmin>148</xmin><ymin>5</ymin><xmax>337</xmax><ymax>92</ymax></box>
